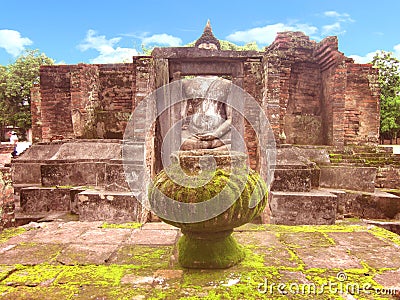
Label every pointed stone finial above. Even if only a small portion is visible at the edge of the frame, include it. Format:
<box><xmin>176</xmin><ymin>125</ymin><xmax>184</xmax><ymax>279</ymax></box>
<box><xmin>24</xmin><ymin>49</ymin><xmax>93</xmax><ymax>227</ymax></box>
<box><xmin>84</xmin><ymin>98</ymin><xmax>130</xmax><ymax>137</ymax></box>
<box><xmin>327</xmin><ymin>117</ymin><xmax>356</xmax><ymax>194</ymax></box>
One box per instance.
<box><xmin>195</xmin><ymin>20</ymin><xmax>221</xmax><ymax>50</ymax></box>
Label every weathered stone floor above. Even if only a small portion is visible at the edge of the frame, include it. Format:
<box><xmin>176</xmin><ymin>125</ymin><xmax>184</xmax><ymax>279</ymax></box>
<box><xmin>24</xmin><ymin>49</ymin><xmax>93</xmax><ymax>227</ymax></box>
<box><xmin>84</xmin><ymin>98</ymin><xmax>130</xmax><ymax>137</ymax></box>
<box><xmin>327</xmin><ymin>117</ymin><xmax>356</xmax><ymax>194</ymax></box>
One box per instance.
<box><xmin>0</xmin><ymin>220</ymin><xmax>399</xmax><ymax>299</ymax></box>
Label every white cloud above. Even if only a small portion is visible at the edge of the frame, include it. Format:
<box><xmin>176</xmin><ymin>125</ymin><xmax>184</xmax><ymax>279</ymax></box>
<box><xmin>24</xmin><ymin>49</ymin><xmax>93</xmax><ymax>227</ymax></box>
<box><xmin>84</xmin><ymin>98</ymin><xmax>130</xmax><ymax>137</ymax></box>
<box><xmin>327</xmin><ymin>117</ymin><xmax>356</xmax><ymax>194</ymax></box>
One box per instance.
<box><xmin>226</xmin><ymin>23</ymin><xmax>318</xmax><ymax>45</ymax></box>
<box><xmin>226</xmin><ymin>11</ymin><xmax>354</xmax><ymax>45</ymax></box>
<box><xmin>321</xmin><ymin>22</ymin><xmax>345</xmax><ymax>36</ymax></box>
<box><xmin>78</xmin><ymin>30</ymin><xmax>139</xmax><ymax>63</ymax></box>
<box><xmin>323</xmin><ymin>11</ymin><xmax>354</xmax><ymax>23</ymax></box>
<box><xmin>349</xmin><ymin>44</ymin><xmax>400</xmax><ymax>64</ymax></box>
<box><xmin>349</xmin><ymin>51</ymin><xmax>377</xmax><ymax>64</ymax></box>
<box><xmin>394</xmin><ymin>44</ymin><xmax>400</xmax><ymax>58</ymax></box>
<box><xmin>0</xmin><ymin>29</ymin><xmax>33</xmax><ymax>56</ymax></box>
<box><xmin>90</xmin><ymin>47</ymin><xmax>140</xmax><ymax>64</ymax></box>
<box><xmin>320</xmin><ymin>11</ymin><xmax>354</xmax><ymax>37</ymax></box>
<box><xmin>142</xmin><ymin>33</ymin><xmax>182</xmax><ymax>47</ymax></box>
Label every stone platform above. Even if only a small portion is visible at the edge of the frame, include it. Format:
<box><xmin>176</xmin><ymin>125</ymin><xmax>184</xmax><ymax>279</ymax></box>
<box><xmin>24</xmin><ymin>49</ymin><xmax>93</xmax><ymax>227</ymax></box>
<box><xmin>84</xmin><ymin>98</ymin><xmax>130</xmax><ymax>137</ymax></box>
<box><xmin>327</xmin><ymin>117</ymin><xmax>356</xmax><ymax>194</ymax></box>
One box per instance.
<box><xmin>0</xmin><ymin>220</ymin><xmax>399</xmax><ymax>299</ymax></box>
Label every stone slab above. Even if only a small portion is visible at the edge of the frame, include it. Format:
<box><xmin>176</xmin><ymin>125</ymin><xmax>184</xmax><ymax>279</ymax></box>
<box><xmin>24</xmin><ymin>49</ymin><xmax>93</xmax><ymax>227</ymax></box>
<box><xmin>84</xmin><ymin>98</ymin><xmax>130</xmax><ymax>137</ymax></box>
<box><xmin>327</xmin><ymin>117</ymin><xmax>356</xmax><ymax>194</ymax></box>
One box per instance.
<box><xmin>126</xmin><ymin>229</ymin><xmax>179</xmax><ymax>245</ymax></box>
<box><xmin>49</xmin><ymin>140</ymin><xmax>122</xmax><ymax>160</ymax></box>
<box><xmin>328</xmin><ymin>231</ymin><xmax>394</xmax><ymax>249</ymax></box>
<box><xmin>328</xmin><ymin>188</ymin><xmax>400</xmax><ymax>219</ymax></box>
<box><xmin>77</xmin><ymin>190</ymin><xmax>148</xmax><ymax>222</ymax></box>
<box><xmin>27</xmin><ymin>221</ymin><xmax>96</xmax><ymax>244</ymax></box>
<box><xmin>121</xmin><ymin>142</ymin><xmax>145</xmax><ymax>163</ymax></box>
<box><xmin>374</xmin><ymin>269</ymin><xmax>400</xmax><ymax>290</ymax></box>
<box><xmin>78</xmin><ymin>228</ymin><xmax>131</xmax><ymax>244</ymax></box>
<box><xmin>41</xmin><ymin>162</ymin><xmax>106</xmax><ymax>187</ymax></box>
<box><xmin>0</xmin><ymin>243</ymin><xmax>64</xmax><ymax>265</ymax></box>
<box><xmin>233</xmin><ymin>231</ymin><xmax>280</xmax><ymax>247</ymax></box>
<box><xmin>296</xmin><ymin>246</ymin><xmax>363</xmax><ymax>269</ymax></box>
<box><xmin>105</xmin><ymin>162</ymin><xmax>144</xmax><ymax>192</ymax></box>
<box><xmin>278</xmin><ymin>231</ymin><xmax>335</xmax><ymax>248</ymax></box>
<box><xmin>141</xmin><ymin>222</ymin><xmax>179</xmax><ymax>230</ymax></box>
<box><xmin>269</xmin><ymin>189</ymin><xmax>337</xmax><ymax>225</ymax></box>
<box><xmin>57</xmin><ymin>243</ymin><xmax>118</xmax><ymax>265</ymax></box>
<box><xmin>271</xmin><ymin>167</ymin><xmax>312</xmax><ymax>192</ymax></box>
<box><xmin>109</xmin><ymin>245</ymin><xmax>173</xmax><ymax>268</ymax></box>
<box><xmin>20</xmin><ymin>187</ymin><xmax>71</xmax><ymax>213</ymax></box>
<box><xmin>320</xmin><ymin>165</ymin><xmax>376</xmax><ymax>192</ymax></box>
<box><xmin>11</xmin><ymin>163</ymin><xmax>42</xmax><ymax>185</ymax></box>
<box><xmin>363</xmin><ymin>219</ymin><xmax>400</xmax><ymax>235</ymax></box>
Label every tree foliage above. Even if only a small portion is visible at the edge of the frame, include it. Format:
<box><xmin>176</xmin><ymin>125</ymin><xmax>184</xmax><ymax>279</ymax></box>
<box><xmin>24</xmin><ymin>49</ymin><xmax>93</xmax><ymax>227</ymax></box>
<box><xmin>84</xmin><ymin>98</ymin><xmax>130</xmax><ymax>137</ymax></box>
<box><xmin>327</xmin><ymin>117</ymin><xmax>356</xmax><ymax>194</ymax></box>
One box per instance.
<box><xmin>372</xmin><ymin>51</ymin><xmax>400</xmax><ymax>142</ymax></box>
<box><xmin>0</xmin><ymin>49</ymin><xmax>54</xmax><ymax>131</ymax></box>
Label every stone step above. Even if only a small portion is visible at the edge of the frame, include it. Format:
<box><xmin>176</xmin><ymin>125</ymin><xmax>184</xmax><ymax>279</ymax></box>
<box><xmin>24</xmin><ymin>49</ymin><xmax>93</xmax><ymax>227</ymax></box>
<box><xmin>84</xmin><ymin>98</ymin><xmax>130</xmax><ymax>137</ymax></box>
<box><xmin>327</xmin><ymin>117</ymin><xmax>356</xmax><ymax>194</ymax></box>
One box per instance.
<box><xmin>77</xmin><ymin>190</ymin><xmax>148</xmax><ymax>223</ymax></box>
<box><xmin>121</xmin><ymin>141</ymin><xmax>145</xmax><ymax>163</ymax></box>
<box><xmin>319</xmin><ymin>165</ymin><xmax>376</xmax><ymax>192</ymax></box>
<box><xmin>11</xmin><ymin>162</ymin><xmax>42</xmax><ymax>185</ymax></box>
<box><xmin>271</xmin><ymin>167</ymin><xmax>312</xmax><ymax>192</ymax></box>
<box><xmin>20</xmin><ymin>187</ymin><xmax>73</xmax><ymax>213</ymax></box>
<box><xmin>268</xmin><ymin>189</ymin><xmax>337</xmax><ymax>225</ymax></box>
<box><xmin>14</xmin><ymin>211</ymin><xmax>79</xmax><ymax>226</ymax></box>
<box><xmin>13</xmin><ymin>183</ymin><xmax>41</xmax><ymax>196</ymax></box>
<box><xmin>363</xmin><ymin>219</ymin><xmax>400</xmax><ymax>235</ymax></box>
<box><xmin>105</xmin><ymin>162</ymin><xmax>145</xmax><ymax>192</ymax></box>
<box><xmin>41</xmin><ymin>162</ymin><xmax>107</xmax><ymax>187</ymax></box>
<box><xmin>323</xmin><ymin>188</ymin><xmax>400</xmax><ymax>219</ymax></box>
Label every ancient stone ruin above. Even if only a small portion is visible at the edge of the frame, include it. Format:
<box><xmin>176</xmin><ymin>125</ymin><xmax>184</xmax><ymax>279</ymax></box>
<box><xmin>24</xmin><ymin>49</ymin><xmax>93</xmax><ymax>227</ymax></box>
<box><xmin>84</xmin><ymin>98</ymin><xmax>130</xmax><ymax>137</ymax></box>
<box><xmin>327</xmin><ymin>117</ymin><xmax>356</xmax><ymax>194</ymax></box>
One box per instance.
<box><xmin>7</xmin><ymin>22</ymin><xmax>400</xmax><ymax>229</ymax></box>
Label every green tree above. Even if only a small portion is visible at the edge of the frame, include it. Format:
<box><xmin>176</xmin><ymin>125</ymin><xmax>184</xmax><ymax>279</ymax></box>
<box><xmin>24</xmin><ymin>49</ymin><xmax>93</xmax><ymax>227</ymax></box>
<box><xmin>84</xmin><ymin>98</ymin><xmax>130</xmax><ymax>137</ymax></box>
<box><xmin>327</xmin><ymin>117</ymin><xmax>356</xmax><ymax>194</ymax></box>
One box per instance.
<box><xmin>372</xmin><ymin>51</ymin><xmax>400</xmax><ymax>143</ymax></box>
<box><xmin>0</xmin><ymin>49</ymin><xmax>54</xmax><ymax>135</ymax></box>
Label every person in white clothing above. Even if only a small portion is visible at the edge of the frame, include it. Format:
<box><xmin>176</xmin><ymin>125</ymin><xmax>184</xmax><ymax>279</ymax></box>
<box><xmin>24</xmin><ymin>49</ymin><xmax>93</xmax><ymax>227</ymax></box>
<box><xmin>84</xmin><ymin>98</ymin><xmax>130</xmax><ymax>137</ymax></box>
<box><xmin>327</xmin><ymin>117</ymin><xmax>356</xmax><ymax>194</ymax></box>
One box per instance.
<box><xmin>9</xmin><ymin>131</ymin><xmax>18</xmax><ymax>157</ymax></box>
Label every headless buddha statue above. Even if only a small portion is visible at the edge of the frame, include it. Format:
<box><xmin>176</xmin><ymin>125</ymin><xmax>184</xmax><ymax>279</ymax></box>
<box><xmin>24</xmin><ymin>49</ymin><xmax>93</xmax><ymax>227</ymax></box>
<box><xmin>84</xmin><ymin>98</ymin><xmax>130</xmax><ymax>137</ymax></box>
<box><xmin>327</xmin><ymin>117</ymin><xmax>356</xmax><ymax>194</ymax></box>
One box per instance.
<box><xmin>180</xmin><ymin>77</ymin><xmax>232</xmax><ymax>151</ymax></box>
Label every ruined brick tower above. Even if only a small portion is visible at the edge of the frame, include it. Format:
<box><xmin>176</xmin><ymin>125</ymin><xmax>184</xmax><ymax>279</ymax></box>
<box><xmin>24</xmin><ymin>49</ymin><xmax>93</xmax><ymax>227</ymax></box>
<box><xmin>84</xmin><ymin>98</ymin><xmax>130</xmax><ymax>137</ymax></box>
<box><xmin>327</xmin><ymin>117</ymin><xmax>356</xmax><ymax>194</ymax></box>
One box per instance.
<box><xmin>30</xmin><ymin>23</ymin><xmax>380</xmax><ymax>172</ymax></box>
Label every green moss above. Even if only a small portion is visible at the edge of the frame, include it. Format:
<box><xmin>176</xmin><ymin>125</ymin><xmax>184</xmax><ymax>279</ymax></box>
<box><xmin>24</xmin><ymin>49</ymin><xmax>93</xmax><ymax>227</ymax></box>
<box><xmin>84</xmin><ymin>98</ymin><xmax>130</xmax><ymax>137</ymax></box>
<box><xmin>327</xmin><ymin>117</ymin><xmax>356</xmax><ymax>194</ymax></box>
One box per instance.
<box><xmin>240</xmin><ymin>245</ymin><xmax>266</xmax><ymax>270</ymax></box>
<box><xmin>1</xmin><ymin>285</ymin><xmax>79</xmax><ymax>299</ymax></box>
<box><xmin>178</xmin><ymin>234</ymin><xmax>245</xmax><ymax>269</ymax></box>
<box><xmin>4</xmin><ymin>264</ymin><xmax>62</xmax><ymax>286</ymax></box>
<box><xmin>0</xmin><ymin>227</ymin><xmax>26</xmax><ymax>243</ymax></box>
<box><xmin>100</xmin><ymin>222</ymin><xmax>142</xmax><ymax>229</ymax></box>
<box><xmin>112</xmin><ymin>245</ymin><xmax>173</xmax><ymax>268</ymax></box>
<box><xmin>56</xmin><ymin>265</ymin><xmax>127</xmax><ymax>286</ymax></box>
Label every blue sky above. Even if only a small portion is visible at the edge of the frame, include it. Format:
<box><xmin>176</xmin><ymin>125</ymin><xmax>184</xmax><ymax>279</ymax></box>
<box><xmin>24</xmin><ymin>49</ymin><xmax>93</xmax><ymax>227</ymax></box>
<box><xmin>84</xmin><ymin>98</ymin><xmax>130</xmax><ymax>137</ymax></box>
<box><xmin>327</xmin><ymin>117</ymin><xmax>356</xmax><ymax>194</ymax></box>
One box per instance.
<box><xmin>1</xmin><ymin>0</ymin><xmax>399</xmax><ymax>65</ymax></box>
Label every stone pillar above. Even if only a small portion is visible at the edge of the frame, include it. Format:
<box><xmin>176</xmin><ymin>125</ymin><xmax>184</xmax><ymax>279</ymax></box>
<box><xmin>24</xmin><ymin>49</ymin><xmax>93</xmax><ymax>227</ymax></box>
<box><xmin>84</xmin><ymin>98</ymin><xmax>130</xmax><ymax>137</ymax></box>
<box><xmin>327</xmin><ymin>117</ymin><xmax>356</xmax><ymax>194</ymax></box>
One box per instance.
<box><xmin>0</xmin><ymin>168</ymin><xmax>15</xmax><ymax>231</ymax></box>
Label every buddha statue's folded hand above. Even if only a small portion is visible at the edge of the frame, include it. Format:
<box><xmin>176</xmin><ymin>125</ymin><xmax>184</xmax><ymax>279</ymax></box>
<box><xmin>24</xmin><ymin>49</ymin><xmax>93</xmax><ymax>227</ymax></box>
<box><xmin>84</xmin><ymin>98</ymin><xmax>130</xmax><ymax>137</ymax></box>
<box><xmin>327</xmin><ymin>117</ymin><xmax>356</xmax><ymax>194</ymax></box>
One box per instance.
<box><xmin>195</xmin><ymin>132</ymin><xmax>218</xmax><ymax>141</ymax></box>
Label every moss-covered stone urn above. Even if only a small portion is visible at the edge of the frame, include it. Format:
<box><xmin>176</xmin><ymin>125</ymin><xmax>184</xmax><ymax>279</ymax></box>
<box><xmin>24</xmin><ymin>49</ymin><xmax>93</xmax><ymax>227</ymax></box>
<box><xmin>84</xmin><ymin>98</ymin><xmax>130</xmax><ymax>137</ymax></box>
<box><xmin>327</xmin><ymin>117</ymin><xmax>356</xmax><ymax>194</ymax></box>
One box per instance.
<box><xmin>148</xmin><ymin>150</ymin><xmax>268</xmax><ymax>269</ymax></box>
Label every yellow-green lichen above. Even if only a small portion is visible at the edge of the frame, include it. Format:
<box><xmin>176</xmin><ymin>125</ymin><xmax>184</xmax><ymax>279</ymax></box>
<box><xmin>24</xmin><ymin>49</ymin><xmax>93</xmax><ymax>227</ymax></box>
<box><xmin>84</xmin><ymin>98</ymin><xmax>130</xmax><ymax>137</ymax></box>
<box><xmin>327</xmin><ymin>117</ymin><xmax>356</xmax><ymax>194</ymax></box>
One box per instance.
<box><xmin>367</xmin><ymin>225</ymin><xmax>400</xmax><ymax>247</ymax></box>
<box><xmin>0</xmin><ymin>227</ymin><xmax>26</xmax><ymax>244</ymax></box>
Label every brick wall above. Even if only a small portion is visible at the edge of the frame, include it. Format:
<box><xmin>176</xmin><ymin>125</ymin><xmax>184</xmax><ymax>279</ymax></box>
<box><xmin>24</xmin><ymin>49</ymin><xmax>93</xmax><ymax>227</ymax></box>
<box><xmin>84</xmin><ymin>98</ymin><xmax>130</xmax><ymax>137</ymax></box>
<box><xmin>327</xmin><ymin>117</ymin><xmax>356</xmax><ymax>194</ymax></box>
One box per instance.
<box><xmin>343</xmin><ymin>63</ymin><xmax>380</xmax><ymax>145</ymax></box>
<box><xmin>263</xmin><ymin>32</ymin><xmax>318</xmax><ymax>144</ymax></box>
<box><xmin>243</xmin><ymin>58</ymin><xmax>263</xmax><ymax>170</ymax></box>
<box><xmin>263</xmin><ymin>32</ymin><xmax>380</xmax><ymax>147</ymax></box>
<box><xmin>39</xmin><ymin>65</ymin><xmax>74</xmax><ymax>141</ymax></box>
<box><xmin>34</xmin><ymin>63</ymin><xmax>136</xmax><ymax>141</ymax></box>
